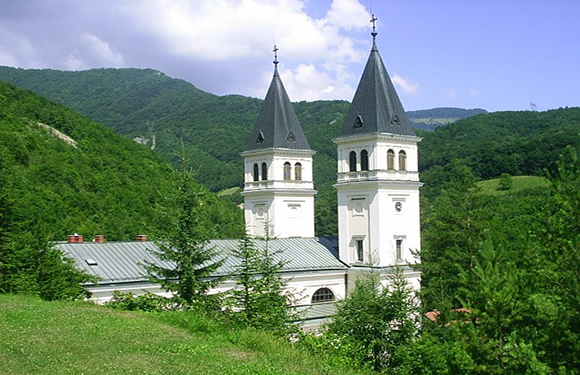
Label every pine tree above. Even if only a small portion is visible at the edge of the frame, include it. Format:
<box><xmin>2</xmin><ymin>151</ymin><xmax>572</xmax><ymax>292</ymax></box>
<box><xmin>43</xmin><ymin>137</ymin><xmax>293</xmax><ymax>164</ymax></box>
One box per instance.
<box><xmin>229</xmin><ymin>231</ymin><xmax>295</xmax><ymax>333</ymax></box>
<box><xmin>145</xmin><ymin>156</ymin><xmax>223</xmax><ymax>308</ymax></box>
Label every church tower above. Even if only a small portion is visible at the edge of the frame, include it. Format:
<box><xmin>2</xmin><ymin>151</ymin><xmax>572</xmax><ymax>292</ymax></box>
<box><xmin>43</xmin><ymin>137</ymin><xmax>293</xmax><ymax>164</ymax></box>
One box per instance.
<box><xmin>241</xmin><ymin>46</ymin><xmax>316</xmax><ymax>238</ymax></box>
<box><xmin>334</xmin><ymin>16</ymin><xmax>422</xmax><ymax>276</ymax></box>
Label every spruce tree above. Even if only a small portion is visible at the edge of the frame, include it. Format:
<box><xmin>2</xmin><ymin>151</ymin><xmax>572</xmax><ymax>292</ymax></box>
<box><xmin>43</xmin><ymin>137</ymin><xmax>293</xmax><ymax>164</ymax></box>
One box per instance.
<box><xmin>145</xmin><ymin>156</ymin><xmax>223</xmax><ymax>308</ymax></box>
<box><xmin>229</xmin><ymin>231</ymin><xmax>295</xmax><ymax>332</ymax></box>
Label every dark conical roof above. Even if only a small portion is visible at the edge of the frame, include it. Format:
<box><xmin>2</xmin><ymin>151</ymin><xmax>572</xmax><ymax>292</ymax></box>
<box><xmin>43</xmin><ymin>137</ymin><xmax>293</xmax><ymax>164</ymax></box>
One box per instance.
<box><xmin>246</xmin><ymin>66</ymin><xmax>311</xmax><ymax>151</ymax></box>
<box><xmin>339</xmin><ymin>41</ymin><xmax>415</xmax><ymax>137</ymax></box>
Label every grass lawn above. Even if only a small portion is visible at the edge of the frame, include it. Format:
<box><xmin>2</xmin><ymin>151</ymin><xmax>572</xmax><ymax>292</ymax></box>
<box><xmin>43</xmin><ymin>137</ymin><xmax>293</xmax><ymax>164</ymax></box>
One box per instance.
<box><xmin>0</xmin><ymin>294</ymin><xmax>365</xmax><ymax>375</ymax></box>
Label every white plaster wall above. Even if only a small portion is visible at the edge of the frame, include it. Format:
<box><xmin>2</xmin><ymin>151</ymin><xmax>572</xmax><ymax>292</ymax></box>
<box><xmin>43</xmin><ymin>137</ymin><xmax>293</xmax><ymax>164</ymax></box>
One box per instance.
<box><xmin>243</xmin><ymin>149</ymin><xmax>316</xmax><ymax>238</ymax></box>
<box><xmin>372</xmin><ymin>185</ymin><xmax>421</xmax><ymax>267</ymax></box>
<box><xmin>86</xmin><ymin>270</ymin><xmax>347</xmax><ymax>309</ymax></box>
<box><xmin>271</xmin><ymin>193</ymin><xmax>315</xmax><ymax>238</ymax></box>
<box><xmin>335</xmin><ymin>134</ymin><xmax>422</xmax><ymax>268</ymax></box>
<box><xmin>244</xmin><ymin>197</ymin><xmax>273</xmax><ymax>237</ymax></box>
<box><xmin>244</xmin><ymin>191</ymin><xmax>315</xmax><ymax>238</ymax></box>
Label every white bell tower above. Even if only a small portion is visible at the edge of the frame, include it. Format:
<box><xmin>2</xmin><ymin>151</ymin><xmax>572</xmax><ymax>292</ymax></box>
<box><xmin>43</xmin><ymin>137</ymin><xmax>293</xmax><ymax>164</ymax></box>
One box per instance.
<box><xmin>334</xmin><ymin>16</ymin><xmax>421</xmax><ymax>287</ymax></box>
<box><xmin>242</xmin><ymin>46</ymin><xmax>316</xmax><ymax>238</ymax></box>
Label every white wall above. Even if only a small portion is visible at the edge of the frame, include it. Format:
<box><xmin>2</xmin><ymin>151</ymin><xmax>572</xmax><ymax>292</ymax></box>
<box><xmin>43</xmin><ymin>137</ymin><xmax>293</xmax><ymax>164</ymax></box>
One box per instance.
<box><xmin>85</xmin><ymin>270</ymin><xmax>347</xmax><ymax>308</ymax></box>
<box><xmin>335</xmin><ymin>134</ymin><xmax>422</xmax><ymax>268</ymax></box>
<box><xmin>242</xmin><ymin>148</ymin><xmax>316</xmax><ymax>238</ymax></box>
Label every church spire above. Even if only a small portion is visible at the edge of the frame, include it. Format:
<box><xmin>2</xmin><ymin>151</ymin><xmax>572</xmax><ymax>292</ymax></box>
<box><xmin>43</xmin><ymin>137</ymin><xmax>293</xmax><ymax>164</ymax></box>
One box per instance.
<box><xmin>246</xmin><ymin>45</ymin><xmax>311</xmax><ymax>152</ymax></box>
<box><xmin>338</xmin><ymin>14</ymin><xmax>415</xmax><ymax>138</ymax></box>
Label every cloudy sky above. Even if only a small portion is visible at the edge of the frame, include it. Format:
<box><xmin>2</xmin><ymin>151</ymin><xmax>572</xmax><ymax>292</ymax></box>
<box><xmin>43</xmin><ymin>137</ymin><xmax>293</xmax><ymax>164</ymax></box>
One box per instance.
<box><xmin>1</xmin><ymin>0</ymin><xmax>578</xmax><ymax>112</ymax></box>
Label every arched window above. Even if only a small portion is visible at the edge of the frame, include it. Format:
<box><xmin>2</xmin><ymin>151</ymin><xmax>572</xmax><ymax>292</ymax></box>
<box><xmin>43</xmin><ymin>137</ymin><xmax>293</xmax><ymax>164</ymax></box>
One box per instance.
<box><xmin>360</xmin><ymin>149</ymin><xmax>369</xmax><ymax>171</ymax></box>
<box><xmin>387</xmin><ymin>149</ymin><xmax>395</xmax><ymax>170</ymax></box>
<box><xmin>261</xmin><ymin>162</ymin><xmax>268</xmax><ymax>181</ymax></box>
<box><xmin>349</xmin><ymin>151</ymin><xmax>357</xmax><ymax>172</ymax></box>
<box><xmin>399</xmin><ymin>150</ymin><xmax>407</xmax><ymax>171</ymax></box>
<box><xmin>294</xmin><ymin>162</ymin><xmax>302</xmax><ymax>180</ymax></box>
<box><xmin>283</xmin><ymin>162</ymin><xmax>292</xmax><ymax>180</ymax></box>
<box><xmin>311</xmin><ymin>288</ymin><xmax>335</xmax><ymax>304</ymax></box>
<box><xmin>253</xmin><ymin>163</ymin><xmax>259</xmax><ymax>181</ymax></box>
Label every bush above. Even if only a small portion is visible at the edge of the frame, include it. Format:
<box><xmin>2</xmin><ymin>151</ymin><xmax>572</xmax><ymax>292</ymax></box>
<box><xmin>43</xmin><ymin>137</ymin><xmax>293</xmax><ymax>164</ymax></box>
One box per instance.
<box><xmin>497</xmin><ymin>173</ymin><xmax>513</xmax><ymax>190</ymax></box>
<box><xmin>106</xmin><ymin>291</ymin><xmax>173</xmax><ymax>312</ymax></box>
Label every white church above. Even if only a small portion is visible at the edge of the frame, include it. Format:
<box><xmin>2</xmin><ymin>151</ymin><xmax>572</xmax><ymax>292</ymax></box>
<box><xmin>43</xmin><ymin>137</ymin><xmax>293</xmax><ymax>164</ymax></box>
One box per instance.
<box><xmin>59</xmin><ymin>19</ymin><xmax>422</xmax><ymax>329</ymax></box>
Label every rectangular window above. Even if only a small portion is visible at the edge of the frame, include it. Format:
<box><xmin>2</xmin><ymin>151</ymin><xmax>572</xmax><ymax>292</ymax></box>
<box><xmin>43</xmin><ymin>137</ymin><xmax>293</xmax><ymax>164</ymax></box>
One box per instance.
<box><xmin>356</xmin><ymin>239</ymin><xmax>364</xmax><ymax>262</ymax></box>
<box><xmin>396</xmin><ymin>239</ymin><xmax>403</xmax><ymax>261</ymax></box>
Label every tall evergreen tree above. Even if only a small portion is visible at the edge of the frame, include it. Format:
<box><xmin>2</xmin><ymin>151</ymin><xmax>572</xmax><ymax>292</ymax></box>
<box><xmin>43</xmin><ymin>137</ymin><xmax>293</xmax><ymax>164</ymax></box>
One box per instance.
<box><xmin>145</xmin><ymin>156</ymin><xmax>223</xmax><ymax>307</ymax></box>
<box><xmin>421</xmin><ymin>160</ymin><xmax>484</xmax><ymax>308</ymax></box>
<box><xmin>229</xmin><ymin>231</ymin><xmax>295</xmax><ymax>332</ymax></box>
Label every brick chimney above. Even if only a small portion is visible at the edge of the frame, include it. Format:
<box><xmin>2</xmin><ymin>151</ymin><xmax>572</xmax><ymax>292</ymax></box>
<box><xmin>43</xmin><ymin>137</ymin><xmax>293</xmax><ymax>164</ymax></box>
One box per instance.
<box><xmin>67</xmin><ymin>234</ymin><xmax>84</xmax><ymax>243</ymax></box>
<box><xmin>93</xmin><ymin>235</ymin><xmax>105</xmax><ymax>243</ymax></box>
<box><xmin>136</xmin><ymin>234</ymin><xmax>148</xmax><ymax>242</ymax></box>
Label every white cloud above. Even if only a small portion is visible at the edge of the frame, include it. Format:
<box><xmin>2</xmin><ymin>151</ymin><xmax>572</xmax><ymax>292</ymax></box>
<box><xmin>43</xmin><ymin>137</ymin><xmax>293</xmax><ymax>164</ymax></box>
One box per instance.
<box><xmin>0</xmin><ymin>0</ymin><xmax>375</xmax><ymax>101</ymax></box>
<box><xmin>82</xmin><ymin>34</ymin><xmax>125</xmax><ymax>67</ymax></box>
<box><xmin>126</xmin><ymin>0</ymin><xmax>369</xmax><ymax>64</ymax></box>
<box><xmin>323</xmin><ymin>0</ymin><xmax>371</xmax><ymax>30</ymax></box>
<box><xmin>65</xmin><ymin>55</ymin><xmax>88</xmax><ymax>71</ymax></box>
<box><xmin>0</xmin><ymin>24</ymin><xmax>39</xmax><ymax>68</ymax></box>
<box><xmin>0</xmin><ymin>46</ymin><xmax>18</xmax><ymax>67</ymax></box>
<box><xmin>392</xmin><ymin>74</ymin><xmax>419</xmax><ymax>95</ymax></box>
<box><xmin>248</xmin><ymin>61</ymin><xmax>356</xmax><ymax>101</ymax></box>
<box><xmin>443</xmin><ymin>88</ymin><xmax>457</xmax><ymax>98</ymax></box>
<box><xmin>281</xmin><ymin>63</ymin><xmax>356</xmax><ymax>101</ymax></box>
<box><xmin>466</xmin><ymin>88</ymin><xmax>478</xmax><ymax>97</ymax></box>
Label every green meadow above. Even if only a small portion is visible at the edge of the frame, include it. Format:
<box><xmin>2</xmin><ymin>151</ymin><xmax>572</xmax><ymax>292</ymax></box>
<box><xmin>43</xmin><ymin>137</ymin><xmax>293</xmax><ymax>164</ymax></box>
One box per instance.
<box><xmin>0</xmin><ymin>295</ymin><xmax>365</xmax><ymax>375</ymax></box>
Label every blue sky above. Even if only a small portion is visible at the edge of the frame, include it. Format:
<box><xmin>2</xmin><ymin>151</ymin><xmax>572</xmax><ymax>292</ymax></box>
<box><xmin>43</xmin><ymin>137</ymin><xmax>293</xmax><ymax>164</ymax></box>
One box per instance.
<box><xmin>1</xmin><ymin>0</ymin><xmax>578</xmax><ymax>112</ymax></box>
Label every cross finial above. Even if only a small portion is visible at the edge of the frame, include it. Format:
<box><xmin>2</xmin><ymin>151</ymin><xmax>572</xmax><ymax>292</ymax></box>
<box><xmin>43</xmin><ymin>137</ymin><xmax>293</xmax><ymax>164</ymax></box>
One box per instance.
<box><xmin>370</xmin><ymin>14</ymin><xmax>378</xmax><ymax>39</ymax></box>
<box><xmin>273</xmin><ymin>44</ymin><xmax>279</xmax><ymax>65</ymax></box>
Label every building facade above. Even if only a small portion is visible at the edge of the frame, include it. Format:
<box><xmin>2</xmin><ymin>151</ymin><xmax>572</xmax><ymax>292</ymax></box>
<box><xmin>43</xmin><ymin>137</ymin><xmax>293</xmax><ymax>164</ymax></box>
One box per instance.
<box><xmin>60</xmin><ymin>17</ymin><xmax>421</xmax><ymax>327</ymax></box>
<box><xmin>241</xmin><ymin>50</ymin><xmax>317</xmax><ymax>238</ymax></box>
<box><xmin>334</xmin><ymin>24</ymin><xmax>422</xmax><ymax>289</ymax></box>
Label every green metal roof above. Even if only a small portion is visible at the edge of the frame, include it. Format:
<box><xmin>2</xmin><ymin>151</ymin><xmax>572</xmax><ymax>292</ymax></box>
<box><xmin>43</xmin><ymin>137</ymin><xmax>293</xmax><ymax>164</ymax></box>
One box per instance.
<box><xmin>58</xmin><ymin>237</ymin><xmax>344</xmax><ymax>285</ymax></box>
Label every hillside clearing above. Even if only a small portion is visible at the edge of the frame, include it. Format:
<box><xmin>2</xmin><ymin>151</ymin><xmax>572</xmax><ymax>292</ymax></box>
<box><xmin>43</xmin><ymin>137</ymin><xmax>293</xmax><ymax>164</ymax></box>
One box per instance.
<box><xmin>477</xmin><ymin>175</ymin><xmax>549</xmax><ymax>195</ymax></box>
<box><xmin>0</xmin><ymin>295</ymin><xmax>364</xmax><ymax>375</ymax></box>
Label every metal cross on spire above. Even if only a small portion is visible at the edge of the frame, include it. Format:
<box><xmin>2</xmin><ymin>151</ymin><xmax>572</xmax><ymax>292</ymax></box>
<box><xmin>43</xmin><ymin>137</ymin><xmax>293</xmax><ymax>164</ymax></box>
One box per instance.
<box><xmin>370</xmin><ymin>14</ymin><xmax>378</xmax><ymax>39</ymax></box>
<box><xmin>273</xmin><ymin>44</ymin><xmax>279</xmax><ymax>66</ymax></box>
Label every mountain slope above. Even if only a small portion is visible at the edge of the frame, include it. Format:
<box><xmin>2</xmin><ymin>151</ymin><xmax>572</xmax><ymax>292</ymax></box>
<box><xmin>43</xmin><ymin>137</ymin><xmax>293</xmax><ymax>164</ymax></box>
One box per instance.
<box><xmin>407</xmin><ymin>107</ymin><xmax>487</xmax><ymax>130</ymax></box>
<box><xmin>2</xmin><ymin>66</ymin><xmax>578</xmax><ymax>236</ymax></box>
<box><xmin>0</xmin><ymin>81</ymin><xmax>242</xmax><ymax>241</ymax></box>
<box><xmin>419</xmin><ymin>108</ymin><xmax>580</xmax><ymax>176</ymax></box>
<box><xmin>0</xmin><ymin>67</ymin><xmax>482</xmax><ymax>193</ymax></box>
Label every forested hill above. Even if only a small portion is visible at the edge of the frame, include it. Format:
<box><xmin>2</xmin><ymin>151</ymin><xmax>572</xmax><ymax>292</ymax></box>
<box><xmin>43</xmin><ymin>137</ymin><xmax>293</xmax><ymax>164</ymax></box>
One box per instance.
<box><xmin>0</xmin><ymin>66</ymin><xmax>482</xmax><ymax>193</ymax></box>
<box><xmin>2</xmin><ymin>66</ymin><xmax>579</xmax><ymax>235</ymax></box>
<box><xmin>0</xmin><ymin>67</ymin><xmax>273</xmax><ymax>192</ymax></box>
<box><xmin>0</xmin><ymin>81</ymin><xmax>242</xmax><ymax>242</ymax></box>
<box><xmin>419</xmin><ymin>107</ymin><xmax>580</xmax><ymax>196</ymax></box>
